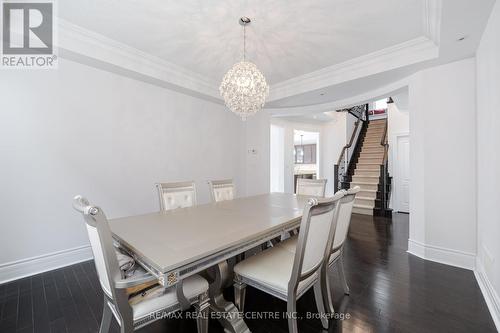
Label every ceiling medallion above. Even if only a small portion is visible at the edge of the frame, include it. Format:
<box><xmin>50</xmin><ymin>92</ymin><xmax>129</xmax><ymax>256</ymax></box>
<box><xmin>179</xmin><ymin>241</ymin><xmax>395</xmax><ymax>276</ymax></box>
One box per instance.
<box><xmin>219</xmin><ymin>17</ymin><xmax>269</xmax><ymax>121</ymax></box>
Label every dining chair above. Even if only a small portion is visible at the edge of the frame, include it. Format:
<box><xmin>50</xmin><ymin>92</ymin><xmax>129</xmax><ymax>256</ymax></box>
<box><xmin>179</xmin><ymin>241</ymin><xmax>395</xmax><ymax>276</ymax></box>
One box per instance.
<box><xmin>296</xmin><ymin>178</ymin><xmax>327</xmax><ymax>197</ymax></box>
<box><xmin>277</xmin><ymin>186</ymin><xmax>360</xmax><ymax>315</ymax></box>
<box><xmin>156</xmin><ymin>181</ymin><xmax>197</xmax><ymax>211</ymax></box>
<box><xmin>208</xmin><ymin>179</ymin><xmax>234</xmax><ymax>202</ymax></box>
<box><xmin>73</xmin><ymin>195</ymin><xmax>210</xmax><ymax>333</ymax></box>
<box><xmin>233</xmin><ymin>191</ymin><xmax>345</xmax><ymax>332</ymax></box>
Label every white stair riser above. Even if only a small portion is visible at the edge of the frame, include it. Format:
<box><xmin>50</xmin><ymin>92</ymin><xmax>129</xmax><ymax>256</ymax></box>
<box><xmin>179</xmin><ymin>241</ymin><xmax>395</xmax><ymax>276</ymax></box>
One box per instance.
<box><xmin>355</xmin><ymin>198</ymin><xmax>375</xmax><ymax>207</ymax></box>
<box><xmin>354</xmin><ymin>170</ymin><xmax>380</xmax><ymax>177</ymax></box>
<box><xmin>353</xmin><ymin>206</ymin><xmax>374</xmax><ymax>215</ymax></box>
<box><xmin>356</xmin><ymin>165</ymin><xmax>380</xmax><ymax>171</ymax></box>
<box><xmin>352</xmin><ymin>176</ymin><xmax>379</xmax><ymax>183</ymax></box>
<box><xmin>360</xmin><ymin>152</ymin><xmax>384</xmax><ymax>158</ymax></box>
<box><xmin>363</xmin><ymin>138</ymin><xmax>384</xmax><ymax>143</ymax></box>
<box><xmin>361</xmin><ymin>147</ymin><xmax>384</xmax><ymax>152</ymax></box>
<box><xmin>362</xmin><ymin>142</ymin><xmax>384</xmax><ymax>147</ymax></box>
<box><xmin>351</xmin><ymin>183</ymin><xmax>378</xmax><ymax>191</ymax></box>
<box><xmin>358</xmin><ymin>158</ymin><xmax>382</xmax><ymax>164</ymax></box>
<box><xmin>357</xmin><ymin>191</ymin><xmax>377</xmax><ymax>199</ymax></box>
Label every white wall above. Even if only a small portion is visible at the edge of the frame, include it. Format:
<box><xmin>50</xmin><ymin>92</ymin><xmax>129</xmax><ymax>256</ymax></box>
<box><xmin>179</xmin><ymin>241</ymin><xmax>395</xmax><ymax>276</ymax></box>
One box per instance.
<box><xmin>476</xmin><ymin>0</ymin><xmax>500</xmax><ymax>327</ymax></box>
<box><xmin>270</xmin><ymin>124</ymin><xmax>285</xmax><ymax>192</ymax></box>
<box><xmin>243</xmin><ymin>112</ymin><xmax>271</xmax><ymax>196</ymax></box>
<box><xmin>408</xmin><ymin>58</ymin><xmax>477</xmax><ymax>269</ymax></box>
<box><xmin>387</xmin><ymin>102</ymin><xmax>410</xmax><ymax>176</ymax></box>
<box><xmin>322</xmin><ymin>112</ymin><xmax>353</xmax><ymax>196</ymax></box>
<box><xmin>0</xmin><ymin>58</ymin><xmax>244</xmax><ymax>281</ymax></box>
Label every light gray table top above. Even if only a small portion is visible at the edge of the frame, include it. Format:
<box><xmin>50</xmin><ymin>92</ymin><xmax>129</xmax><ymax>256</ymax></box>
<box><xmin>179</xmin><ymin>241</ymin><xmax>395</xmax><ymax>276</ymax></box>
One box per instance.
<box><xmin>109</xmin><ymin>193</ymin><xmax>310</xmax><ymax>275</ymax></box>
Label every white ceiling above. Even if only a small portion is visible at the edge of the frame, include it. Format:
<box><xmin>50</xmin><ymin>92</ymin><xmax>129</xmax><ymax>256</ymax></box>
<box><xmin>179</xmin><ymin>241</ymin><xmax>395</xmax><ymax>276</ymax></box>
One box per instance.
<box><xmin>58</xmin><ymin>0</ymin><xmax>423</xmax><ymax>85</ymax></box>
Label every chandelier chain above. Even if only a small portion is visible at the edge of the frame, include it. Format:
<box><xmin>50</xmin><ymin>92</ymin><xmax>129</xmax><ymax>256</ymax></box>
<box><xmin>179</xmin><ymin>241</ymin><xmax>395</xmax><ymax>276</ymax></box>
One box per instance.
<box><xmin>243</xmin><ymin>24</ymin><xmax>246</xmax><ymax>61</ymax></box>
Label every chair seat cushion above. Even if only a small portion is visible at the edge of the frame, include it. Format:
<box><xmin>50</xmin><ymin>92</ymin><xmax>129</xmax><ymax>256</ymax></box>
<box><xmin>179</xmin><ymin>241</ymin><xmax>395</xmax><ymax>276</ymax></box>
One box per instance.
<box><xmin>131</xmin><ymin>274</ymin><xmax>208</xmax><ymax>321</ymax></box>
<box><xmin>234</xmin><ymin>246</ymin><xmax>317</xmax><ymax>296</ymax></box>
<box><xmin>277</xmin><ymin>236</ymin><xmax>340</xmax><ymax>264</ymax></box>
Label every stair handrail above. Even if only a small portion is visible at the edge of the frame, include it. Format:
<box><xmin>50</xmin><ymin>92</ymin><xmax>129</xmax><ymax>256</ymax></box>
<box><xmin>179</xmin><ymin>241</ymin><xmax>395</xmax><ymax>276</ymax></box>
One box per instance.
<box><xmin>334</xmin><ymin>104</ymin><xmax>369</xmax><ymax>192</ymax></box>
<box><xmin>379</xmin><ymin>119</ymin><xmax>390</xmax><ymax>214</ymax></box>
<box><xmin>336</xmin><ymin>119</ymin><xmax>361</xmax><ymax>165</ymax></box>
<box><xmin>380</xmin><ymin>118</ymin><xmax>389</xmax><ymax>162</ymax></box>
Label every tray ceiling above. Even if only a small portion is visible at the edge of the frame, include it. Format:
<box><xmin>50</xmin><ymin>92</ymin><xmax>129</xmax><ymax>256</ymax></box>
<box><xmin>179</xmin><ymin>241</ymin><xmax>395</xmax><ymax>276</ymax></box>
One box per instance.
<box><xmin>59</xmin><ymin>0</ymin><xmax>424</xmax><ymax>85</ymax></box>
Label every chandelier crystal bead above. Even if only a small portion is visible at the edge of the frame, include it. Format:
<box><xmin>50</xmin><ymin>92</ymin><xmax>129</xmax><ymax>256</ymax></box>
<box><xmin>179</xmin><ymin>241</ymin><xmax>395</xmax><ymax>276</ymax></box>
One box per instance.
<box><xmin>219</xmin><ymin>17</ymin><xmax>269</xmax><ymax>120</ymax></box>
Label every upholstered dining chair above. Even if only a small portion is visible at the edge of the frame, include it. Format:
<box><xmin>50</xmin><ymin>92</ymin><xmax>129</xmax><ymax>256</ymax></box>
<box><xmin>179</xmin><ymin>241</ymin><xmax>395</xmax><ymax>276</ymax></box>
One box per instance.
<box><xmin>156</xmin><ymin>181</ymin><xmax>197</xmax><ymax>211</ymax></box>
<box><xmin>233</xmin><ymin>191</ymin><xmax>345</xmax><ymax>332</ymax></box>
<box><xmin>296</xmin><ymin>178</ymin><xmax>327</xmax><ymax>197</ymax></box>
<box><xmin>73</xmin><ymin>195</ymin><xmax>210</xmax><ymax>333</ymax></box>
<box><xmin>277</xmin><ymin>186</ymin><xmax>360</xmax><ymax>315</ymax></box>
<box><xmin>208</xmin><ymin>179</ymin><xmax>234</xmax><ymax>202</ymax></box>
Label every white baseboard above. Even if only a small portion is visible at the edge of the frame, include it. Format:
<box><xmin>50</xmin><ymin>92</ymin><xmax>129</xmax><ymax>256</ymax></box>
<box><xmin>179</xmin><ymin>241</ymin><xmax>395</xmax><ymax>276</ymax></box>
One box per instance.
<box><xmin>0</xmin><ymin>245</ymin><xmax>93</xmax><ymax>284</ymax></box>
<box><xmin>475</xmin><ymin>262</ymin><xmax>500</xmax><ymax>331</ymax></box>
<box><xmin>407</xmin><ymin>239</ymin><xmax>476</xmax><ymax>270</ymax></box>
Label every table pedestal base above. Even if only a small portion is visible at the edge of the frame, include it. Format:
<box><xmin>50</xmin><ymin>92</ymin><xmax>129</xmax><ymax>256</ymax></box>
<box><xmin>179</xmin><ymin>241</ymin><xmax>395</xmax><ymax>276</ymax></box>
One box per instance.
<box><xmin>207</xmin><ymin>261</ymin><xmax>251</xmax><ymax>333</ymax></box>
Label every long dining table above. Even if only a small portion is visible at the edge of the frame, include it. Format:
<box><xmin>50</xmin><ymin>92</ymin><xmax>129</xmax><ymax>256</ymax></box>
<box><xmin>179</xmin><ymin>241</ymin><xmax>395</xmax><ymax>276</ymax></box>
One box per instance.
<box><xmin>109</xmin><ymin>192</ymin><xmax>311</xmax><ymax>333</ymax></box>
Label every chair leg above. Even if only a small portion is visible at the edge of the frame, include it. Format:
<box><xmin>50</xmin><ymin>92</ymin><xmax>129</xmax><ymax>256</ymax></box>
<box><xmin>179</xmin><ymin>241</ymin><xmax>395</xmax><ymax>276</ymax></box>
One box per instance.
<box><xmin>99</xmin><ymin>302</ymin><xmax>112</xmax><ymax>333</ymax></box>
<box><xmin>286</xmin><ymin>296</ymin><xmax>298</xmax><ymax>333</ymax></box>
<box><xmin>338</xmin><ymin>255</ymin><xmax>350</xmax><ymax>295</ymax></box>
<box><xmin>322</xmin><ymin>265</ymin><xmax>335</xmax><ymax>315</ymax></box>
<box><xmin>119</xmin><ymin>319</ymin><xmax>134</xmax><ymax>333</ymax></box>
<box><xmin>313</xmin><ymin>282</ymin><xmax>329</xmax><ymax>329</ymax></box>
<box><xmin>194</xmin><ymin>294</ymin><xmax>210</xmax><ymax>333</ymax></box>
<box><xmin>233</xmin><ymin>276</ymin><xmax>247</xmax><ymax>313</ymax></box>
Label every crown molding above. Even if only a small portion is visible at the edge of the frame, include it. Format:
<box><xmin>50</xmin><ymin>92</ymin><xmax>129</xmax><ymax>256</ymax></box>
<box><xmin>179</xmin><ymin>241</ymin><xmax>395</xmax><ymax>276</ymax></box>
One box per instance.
<box><xmin>268</xmin><ymin>36</ymin><xmax>438</xmax><ymax>102</ymax></box>
<box><xmin>423</xmin><ymin>0</ymin><xmax>443</xmax><ymax>46</ymax></box>
<box><xmin>267</xmin><ymin>76</ymin><xmax>410</xmax><ymax>117</ymax></box>
<box><xmin>57</xmin><ymin>19</ymin><xmax>221</xmax><ymax>101</ymax></box>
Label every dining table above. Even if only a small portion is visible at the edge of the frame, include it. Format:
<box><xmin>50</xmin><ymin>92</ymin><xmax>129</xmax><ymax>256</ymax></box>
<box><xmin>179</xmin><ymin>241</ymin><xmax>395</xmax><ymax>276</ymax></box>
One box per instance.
<box><xmin>109</xmin><ymin>192</ymin><xmax>311</xmax><ymax>333</ymax></box>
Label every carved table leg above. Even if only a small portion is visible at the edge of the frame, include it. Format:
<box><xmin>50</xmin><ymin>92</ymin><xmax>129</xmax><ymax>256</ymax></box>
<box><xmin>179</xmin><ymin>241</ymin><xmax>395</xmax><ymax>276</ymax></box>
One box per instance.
<box><xmin>207</xmin><ymin>261</ymin><xmax>251</xmax><ymax>333</ymax></box>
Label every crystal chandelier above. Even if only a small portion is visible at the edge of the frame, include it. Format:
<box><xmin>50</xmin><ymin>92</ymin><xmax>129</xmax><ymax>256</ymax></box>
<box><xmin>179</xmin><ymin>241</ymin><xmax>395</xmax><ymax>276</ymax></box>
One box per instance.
<box><xmin>219</xmin><ymin>17</ymin><xmax>269</xmax><ymax>120</ymax></box>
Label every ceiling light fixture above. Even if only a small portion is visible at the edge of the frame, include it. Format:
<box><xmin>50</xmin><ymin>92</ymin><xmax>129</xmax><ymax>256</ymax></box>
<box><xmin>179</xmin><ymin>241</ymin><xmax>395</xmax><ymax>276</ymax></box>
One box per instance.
<box><xmin>219</xmin><ymin>17</ymin><xmax>269</xmax><ymax>121</ymax></box>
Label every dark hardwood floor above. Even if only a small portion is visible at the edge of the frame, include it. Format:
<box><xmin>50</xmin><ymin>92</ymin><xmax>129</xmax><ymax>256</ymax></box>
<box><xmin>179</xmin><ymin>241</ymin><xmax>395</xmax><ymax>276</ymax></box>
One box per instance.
<box><xmin>0</xmin><ymin>213</ymin><xmax>496</xmax><ymax>333</ymax></box>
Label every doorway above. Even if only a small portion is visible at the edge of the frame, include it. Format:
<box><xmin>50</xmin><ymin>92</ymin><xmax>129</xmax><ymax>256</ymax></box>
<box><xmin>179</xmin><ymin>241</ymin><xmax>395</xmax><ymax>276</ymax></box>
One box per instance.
<box><xmin>293</xmin><ymin>130</ymin><xmax>319</xmax><ymax>193</ymax></box>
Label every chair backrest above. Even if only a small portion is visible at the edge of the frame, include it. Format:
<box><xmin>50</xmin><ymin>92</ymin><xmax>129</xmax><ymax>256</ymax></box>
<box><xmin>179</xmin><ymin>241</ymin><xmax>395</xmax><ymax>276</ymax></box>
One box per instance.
<box><xmin>73</xmin><ymin>196</ymin><xmax>133</xmax><ymax>321</ymax></box>
<box><xmin>208</xmin><ymin>179</ymin><xmax>235</xmax><ymax>202</ymax></box>
<box><xmin>156</xmin><ymin>181</ymin><xmax>197</xmax><ymax>211</ymax></box>
<box><xmin>289</xmin><ymin>191</ymin><xmax>345</xmax><ymax>293</ymax></box>
<box><xmin>332</xmin><ymin>186</ymin><xmax>360</xmax><ymax>252</ymax></box>
<box><xmin>296</xmin><ymin>178</ymin><xmax>327</xmax><ymax>197</ymax></box>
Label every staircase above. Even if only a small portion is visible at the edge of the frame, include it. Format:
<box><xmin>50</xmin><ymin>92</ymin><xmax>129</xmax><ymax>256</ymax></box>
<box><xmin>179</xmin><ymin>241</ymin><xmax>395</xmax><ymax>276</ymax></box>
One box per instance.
<box><xmin>334</xmin><ymin>105</ymin><xmax>392</xmax><ymax>217</ymax></box>
<box><xmin>350</xmin><ymin>119</ymin><xmax>388</xmax><ymax>215</ymax></box>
